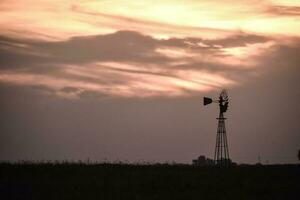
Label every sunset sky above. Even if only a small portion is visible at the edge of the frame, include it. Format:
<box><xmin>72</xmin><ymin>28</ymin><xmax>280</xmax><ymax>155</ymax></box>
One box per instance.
<box><xmin>1</xmin><ymin>0</ymin><xmax>300</xmax><ymax>164</ymax></box>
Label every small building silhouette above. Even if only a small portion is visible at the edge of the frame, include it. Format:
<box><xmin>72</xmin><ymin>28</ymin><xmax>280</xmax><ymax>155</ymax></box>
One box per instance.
<box><xmin>193</xmin><ymin>155</ymin><xmax>237</xmax><ymax>166</ymax></box>
<box><xmin>192</xmin><ymin>155</ymin><xmax>214</xmax><ymax>166</ymax></box>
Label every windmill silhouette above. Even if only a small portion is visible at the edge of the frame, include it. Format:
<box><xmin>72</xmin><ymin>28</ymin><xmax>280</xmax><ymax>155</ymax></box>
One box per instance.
<box><xmin>204</xmin><ymin>90</ymin><xmax>230</xmax><ymax>166</ymax></box>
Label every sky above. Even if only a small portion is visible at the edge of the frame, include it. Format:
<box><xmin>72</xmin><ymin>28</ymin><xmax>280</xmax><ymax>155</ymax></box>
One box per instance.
<box><xmin>0</xmin><ymin>0</ymin><xmax>300</xmax><ymax>164</ymax></box>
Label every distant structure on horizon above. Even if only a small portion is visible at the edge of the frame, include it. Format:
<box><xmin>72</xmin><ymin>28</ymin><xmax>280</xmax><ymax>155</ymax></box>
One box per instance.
<box><xmin>192</xmin><ymin>155</ymin><xmax>214</xmax><ymax>166</ymax></box>
<box><xmin>203</xmin><ymin>90</ymin><xmax>231</xmax><ymax>167</ymax></box>
<box><xmin>192</xmin><ymin>155</ymin><xmax>235</xmax><ymax>167</ymax></box>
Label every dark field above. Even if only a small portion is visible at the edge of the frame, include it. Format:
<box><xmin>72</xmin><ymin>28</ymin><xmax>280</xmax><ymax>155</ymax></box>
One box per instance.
<box><xmin>0</xmin><ymin>163</ymin><xmax>299</xmax><ymax>200</ymax></box>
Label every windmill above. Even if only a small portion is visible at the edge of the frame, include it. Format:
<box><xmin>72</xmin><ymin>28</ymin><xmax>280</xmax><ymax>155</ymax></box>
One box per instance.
<box><xmin>204</xmin><ymin>90</ymin><xmax>230</xmax><ymax>166</ymax></box>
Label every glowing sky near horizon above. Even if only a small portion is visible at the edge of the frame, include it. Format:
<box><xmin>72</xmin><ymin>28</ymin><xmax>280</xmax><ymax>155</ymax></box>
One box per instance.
<box><xmin>0</xmin><ymin>0</ymin><xmax>300</xmax><ymax>98</ymax></box>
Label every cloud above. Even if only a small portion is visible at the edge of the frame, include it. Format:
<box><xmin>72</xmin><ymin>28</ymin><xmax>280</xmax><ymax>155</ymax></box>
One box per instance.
<box><xmin>1</xmin><ymin>30</ymin><xmax>268</xmax><ymax>69</ymax></box>
<box><xmin>0</xmin><ymin>31</ymin><xmax>167</xmax><ymax>69</ymax></box>
<box><xmin>71</xmin><ymin>4</ymin><xmax>232</xmax><ymax>39</ymax></box>
<box><xmin>265</xmin><ymin>5</ymin><xmax>300</xmax><ymax>16</ymax></box>
<box><xmin>0</xmin><ymin>30</ymin><xmax>290</xmax><ymax>98</ymax></box>
<box><xmin>1</xmin><ymin>0</ymin><xmax>300</xmax><ymax>42</ymax></box>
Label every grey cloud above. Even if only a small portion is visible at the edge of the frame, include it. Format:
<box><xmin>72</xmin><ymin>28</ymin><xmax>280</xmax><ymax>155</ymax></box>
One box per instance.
<box><xmin>78</xmin><ymin>90</ymin><xmax>107</xmax><ymax>99</ymax></box>
<box><xmin>203</xmin><ymin>33</ymin><xmax>271</xmax><ymax>48</ymax></box>
<box><xmin>159</xmin><ymin>33</ymin><xmax>270</xmax><ymax>49</ymax></box>
<box><xmin>0</xmin><ymin>31</ymin><xmax>170</xmax><ymax>71</ymax></box>
<box><xmin>254</xmin><ymin>40</ymin><xmax>300</xmax><ymax>79</ymax></box>
<box><xmin>39</xmin><ymin>31</ymin><xmax>163</xmax><ymax>64</ymax></box>
<box><xmin>0</xmin><ymin>30</ymin><xmax>271</xmax><ymax>70</ymax></box>
<box><xmin>264</xmin><ymin>42</ymin><xmax>300</xmax><ymax>67</ymax></box>
<box><xmin>60</xmin><ymin>87</ymin><xmax>80</xmax><ymax>93</ymax></box>
<box><xmin>0</xmin><ymin>30</ymin><xmax>284</xmax><ymax>98</ymax></box>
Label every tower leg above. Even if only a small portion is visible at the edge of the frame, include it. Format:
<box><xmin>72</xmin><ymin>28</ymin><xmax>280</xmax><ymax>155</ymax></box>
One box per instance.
<box><xmin>214</xmin><ymin>112</ymin><xmax>230</xmax><ymax>167</ymax></box>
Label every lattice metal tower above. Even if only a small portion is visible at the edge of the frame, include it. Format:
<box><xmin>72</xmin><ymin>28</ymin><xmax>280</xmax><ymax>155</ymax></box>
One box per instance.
<box><xmin>203</xmin><ymin>90</ymin><xmax>230</xmax><ymax>167</ymax></box>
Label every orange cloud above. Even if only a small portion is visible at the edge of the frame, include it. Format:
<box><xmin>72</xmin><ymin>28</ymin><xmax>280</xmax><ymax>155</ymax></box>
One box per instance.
<box><xmin>0</xmin><ymin>1</ymin><xmax>299</xmax><ymax>99</ymax></box>
<box><xmin>1</xmin><ymin>0</ymin><xmax>300</xmax><ymax>41</ymax></box>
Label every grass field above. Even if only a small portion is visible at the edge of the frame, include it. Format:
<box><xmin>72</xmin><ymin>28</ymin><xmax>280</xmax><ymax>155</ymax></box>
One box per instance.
<box><xmin>0</xmin><ymin>163</ymin><xmax>299</xmax><ymax>200</ymax></box>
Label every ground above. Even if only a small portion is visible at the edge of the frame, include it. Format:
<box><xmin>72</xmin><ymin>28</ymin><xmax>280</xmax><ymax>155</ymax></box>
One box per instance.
<box><xmin>0</xmin><ymin>163</ymin><xmax>299</xmax><ymax>200</ymax></box>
